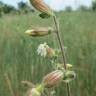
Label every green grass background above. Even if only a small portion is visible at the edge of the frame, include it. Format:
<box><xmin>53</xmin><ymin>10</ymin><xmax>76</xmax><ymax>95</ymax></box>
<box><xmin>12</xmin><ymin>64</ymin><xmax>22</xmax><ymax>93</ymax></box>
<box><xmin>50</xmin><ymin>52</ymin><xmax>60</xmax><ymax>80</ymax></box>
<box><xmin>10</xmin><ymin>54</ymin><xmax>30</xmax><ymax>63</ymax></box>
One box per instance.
<box><xmin>0</xmin><ymin>12</ymin><xmax>96</xmax><ymax>96</ymax></box>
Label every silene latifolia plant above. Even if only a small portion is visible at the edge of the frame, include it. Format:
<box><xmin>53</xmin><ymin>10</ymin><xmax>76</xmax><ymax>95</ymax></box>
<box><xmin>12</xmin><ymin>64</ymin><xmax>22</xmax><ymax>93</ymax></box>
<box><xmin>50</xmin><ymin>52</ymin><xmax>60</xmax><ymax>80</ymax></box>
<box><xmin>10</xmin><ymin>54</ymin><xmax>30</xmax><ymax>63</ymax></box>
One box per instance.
<box><xmin>24</xmin><ymin>0</ymin><xmax>76</xmax><ymax>96</ymax></box>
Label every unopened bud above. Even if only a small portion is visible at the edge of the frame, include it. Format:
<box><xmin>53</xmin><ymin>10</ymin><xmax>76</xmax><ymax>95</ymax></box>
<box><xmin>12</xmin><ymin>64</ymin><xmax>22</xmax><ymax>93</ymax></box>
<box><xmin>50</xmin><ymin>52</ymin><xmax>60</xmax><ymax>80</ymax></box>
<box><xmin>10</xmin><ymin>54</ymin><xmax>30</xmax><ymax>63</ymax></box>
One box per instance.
<box><xmin>42</xmin><ymin>70</ymin><xmax>63</xmax><ymax>88</ymax></box>
<box><xmin>46</xmin><ymin>47</ymin><xmax>55</xmax><ymax>58</ymax></box>
<box><xmin>25</xmin><ymin>27</ymin><xmax>53</xmax><ymax>37</ymax></box>
<box><xmin>56</xmin><ymin>64</ymin><xmax>73</xmax><ymax>70</ymax></box>
<box><xmin>66</xmin><ymin>64</ymin><xmax>73</xmax><ymax>69</ymax></box>
<box><xmin>29</xmin><ymin>0</ymin><xmax>54</xmax><ymax>16</ymax></box>
<box><xmin>63</xmin><ymin>71</ymin><xmax>76</xmax><ymax>83</ymax></box>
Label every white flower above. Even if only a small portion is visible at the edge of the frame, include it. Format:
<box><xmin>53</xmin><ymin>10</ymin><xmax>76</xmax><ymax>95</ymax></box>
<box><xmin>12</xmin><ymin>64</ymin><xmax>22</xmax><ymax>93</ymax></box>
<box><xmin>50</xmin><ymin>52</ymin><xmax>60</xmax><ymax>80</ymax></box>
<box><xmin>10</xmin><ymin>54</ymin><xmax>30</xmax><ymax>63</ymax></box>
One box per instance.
<box><xmin>37</xmin><ymin>43</ymin><xmax>49</xmax><ymax>57</ymax></box>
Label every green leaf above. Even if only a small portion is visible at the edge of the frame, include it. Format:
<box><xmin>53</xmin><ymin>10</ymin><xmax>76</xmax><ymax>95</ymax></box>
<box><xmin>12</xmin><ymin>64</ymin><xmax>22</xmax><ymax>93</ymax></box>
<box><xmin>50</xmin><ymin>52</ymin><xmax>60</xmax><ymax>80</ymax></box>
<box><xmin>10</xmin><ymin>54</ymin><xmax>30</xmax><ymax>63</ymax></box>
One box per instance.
<box><xmin>39</xmin><ymin>13</ymin><xmax>51</xmax><ymax>19</ymax></box>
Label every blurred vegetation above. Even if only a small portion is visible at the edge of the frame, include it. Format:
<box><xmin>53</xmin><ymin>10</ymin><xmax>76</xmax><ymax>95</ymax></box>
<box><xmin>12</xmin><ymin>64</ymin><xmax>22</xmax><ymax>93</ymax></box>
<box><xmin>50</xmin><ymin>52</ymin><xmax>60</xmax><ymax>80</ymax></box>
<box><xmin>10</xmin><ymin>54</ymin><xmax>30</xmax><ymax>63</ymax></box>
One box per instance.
<box><xmin>0</xmin><ymin>1</ymin><xmax>96</xmax><ymax>17</ymax></box>
<box><xmin>0</xmin><ymin>11</ymin><xmax>96</xmax><ymax>96</ymax></box>
<box><xmin>0</xmin><ymin>1</ymin><xmax>34</xmax><ymax>16</ymax></box>
<box><xmin>17</xmin><ymin>1</ymin><xmax>34</xmax><ymax>14</ymax></box>
<box><xmin>92</xmin><ymin>0</ymin><xmax>96</xmax><ymax>11</ymax></box>
<box><xmin>65</xmin><ymin>6</ymin><xmax>72</xmax><ymax>12</ymax></box>
<box><xmin>0</xmin><ymin>1</ymin><xmax>17</xmax><ymax>15</ymax></box>
<box><xmin>0</xmin><ymin>1</ymin><xmax>96</xmax><ymax>96</ymax></box>
<box><xmin>77</xmin><ymin>5</ymin><xmax>91</xmax><ymax>11</ymax></box>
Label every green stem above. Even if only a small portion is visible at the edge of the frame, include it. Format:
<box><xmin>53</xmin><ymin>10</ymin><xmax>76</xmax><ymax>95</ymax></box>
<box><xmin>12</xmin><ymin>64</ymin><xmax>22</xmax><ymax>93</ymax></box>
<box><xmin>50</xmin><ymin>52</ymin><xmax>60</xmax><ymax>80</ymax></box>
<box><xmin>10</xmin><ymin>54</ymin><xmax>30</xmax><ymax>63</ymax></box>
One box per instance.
<box><xmin>53</xmin><ymin>15</ymin><xmax>67</xmax><ymax>69</ymax></box>
<box><xmin>53</xmin><ymin>15</ymin><xmax>71</xmax><ymax>96</ymax></box>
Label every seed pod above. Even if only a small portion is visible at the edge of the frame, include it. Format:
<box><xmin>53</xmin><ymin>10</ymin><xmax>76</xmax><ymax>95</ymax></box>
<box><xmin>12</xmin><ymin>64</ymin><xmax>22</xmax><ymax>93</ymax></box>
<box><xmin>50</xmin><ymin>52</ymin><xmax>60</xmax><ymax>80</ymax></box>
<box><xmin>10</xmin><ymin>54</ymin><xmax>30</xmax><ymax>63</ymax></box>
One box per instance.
<box><xmin>42</xmin><ymin>70</ymin><xmax>64</xmax><ymax>88</ymax></box>
<box><xmin>25</xmin><ymin>27</ymin><xmax>53</xmax><ymax>37</ymax></box>
<box><xmin>29</xmin><ymin>0</ymin><xmax>54</xmax><ymax>16</ymax></box>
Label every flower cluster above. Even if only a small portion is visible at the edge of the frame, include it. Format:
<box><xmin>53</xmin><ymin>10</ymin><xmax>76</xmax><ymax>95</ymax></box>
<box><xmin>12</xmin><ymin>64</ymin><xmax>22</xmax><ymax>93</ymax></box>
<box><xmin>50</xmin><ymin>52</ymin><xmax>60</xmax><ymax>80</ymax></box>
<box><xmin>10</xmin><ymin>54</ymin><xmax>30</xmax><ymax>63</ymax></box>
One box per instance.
<box><xmin>24</xmin><ymin>0</ymin><xmax>76</xmax><ymax>96</ymax></box>
<box><xmin>24</xmin><ymin>41</ymin><xmax>76</xmax><ymax>95</ymax></box>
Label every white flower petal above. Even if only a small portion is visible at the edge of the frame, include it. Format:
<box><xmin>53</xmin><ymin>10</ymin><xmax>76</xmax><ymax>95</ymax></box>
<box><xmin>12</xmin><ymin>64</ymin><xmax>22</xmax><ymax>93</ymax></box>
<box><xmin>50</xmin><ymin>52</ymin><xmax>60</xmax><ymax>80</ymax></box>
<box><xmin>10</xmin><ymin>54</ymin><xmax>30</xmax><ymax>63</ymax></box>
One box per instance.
<box><xmin>37</xmin><ymin>43</ymin><xmax>49</xmax><ymax>57</ymax></box>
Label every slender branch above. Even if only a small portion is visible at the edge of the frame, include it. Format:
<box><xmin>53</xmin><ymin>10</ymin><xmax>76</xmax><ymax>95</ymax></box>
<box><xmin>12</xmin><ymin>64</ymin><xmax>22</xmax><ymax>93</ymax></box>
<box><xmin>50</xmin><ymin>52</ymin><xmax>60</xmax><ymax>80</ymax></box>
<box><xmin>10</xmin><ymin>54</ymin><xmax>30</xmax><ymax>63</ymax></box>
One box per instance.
<box><xmin>53</xmin><ymin>15</ymin><xmax>71</xmax><ymax>96</ymax></box>
<box><xmin>53</xmin><ymin>15</ymin><xmax>67</xmax><ymax>69</ymax></box>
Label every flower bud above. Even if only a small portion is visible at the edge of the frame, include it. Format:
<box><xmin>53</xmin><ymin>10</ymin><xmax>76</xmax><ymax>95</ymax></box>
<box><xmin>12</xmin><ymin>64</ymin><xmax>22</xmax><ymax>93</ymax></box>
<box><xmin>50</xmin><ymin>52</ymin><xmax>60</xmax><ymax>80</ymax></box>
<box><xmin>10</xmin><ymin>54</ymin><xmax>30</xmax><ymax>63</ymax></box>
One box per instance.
<box><xmin>25</xmin><ymin>27</ymin><xmax>53</xmax><ymax>37</ymax></box>
<box><xmin>66</xmin><ymin>64</ymin><xmax>73</xmax><ymax>69</ymax></box>
<box><xmin>29</xmin><ymin>0</ymin><xmax>54</xmax><ymax>16</ymax></box>
<box><xmin>46</xmin><ymin>47</ymin><xmax>55</xmax><ymax>58</ymax></box>
<box><xmin>42</xmin><ymin>70</ymin><xmax>64</xmax><ymax>88</ymax></box>
<box><xmin>56</xmin><ymin>64</ymin><xmax>73</xmax><ymax>70</ymax></box>
<box><xmin>27</xmin><ymin>88</ymin><xmax>41</xmax><ymax>96</ymax></box>
<box><xmin>27</xmin><ymin>84</ymin><xmax>44</xmax><ymax>96</ymax></box>
<box><xmin>63</xmin><ymin>71</ymin><xmax>76</xmax><ymax>83</ymax></box>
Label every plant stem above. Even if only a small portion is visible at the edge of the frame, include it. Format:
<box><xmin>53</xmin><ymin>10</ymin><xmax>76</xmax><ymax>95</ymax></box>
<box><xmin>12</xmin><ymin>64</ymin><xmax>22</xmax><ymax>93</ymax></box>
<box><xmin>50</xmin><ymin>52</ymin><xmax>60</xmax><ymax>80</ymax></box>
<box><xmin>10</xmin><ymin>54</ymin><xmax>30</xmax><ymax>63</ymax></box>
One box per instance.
<box><xmin>53</xmin><ymin>15</ymin><xmax>67</xmax><ymax>69</ymax></box>
<box><xmin>53</xmin><ymin>15</ymin><xmax>71</xmax><ymax>96</ymax></box>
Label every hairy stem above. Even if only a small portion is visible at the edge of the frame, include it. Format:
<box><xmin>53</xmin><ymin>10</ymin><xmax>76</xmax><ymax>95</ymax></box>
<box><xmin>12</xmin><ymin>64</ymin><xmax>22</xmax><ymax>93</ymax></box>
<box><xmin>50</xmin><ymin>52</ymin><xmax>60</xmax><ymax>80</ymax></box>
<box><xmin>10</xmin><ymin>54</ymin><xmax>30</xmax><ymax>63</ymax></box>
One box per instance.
<box><xmin>53</xmin><ymin>15</ymin><xmax>71</xmax><ymax>96</ymax></box>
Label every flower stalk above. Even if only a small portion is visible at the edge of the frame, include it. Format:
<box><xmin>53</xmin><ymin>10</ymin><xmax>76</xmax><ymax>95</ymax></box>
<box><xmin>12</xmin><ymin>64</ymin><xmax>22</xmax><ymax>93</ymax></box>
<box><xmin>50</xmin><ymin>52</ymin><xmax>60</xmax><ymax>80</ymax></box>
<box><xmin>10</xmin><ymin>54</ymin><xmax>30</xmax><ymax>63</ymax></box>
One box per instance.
<box><xmin>53</xmin><ymin>15</ymin><xmax>71</xmax><ymax>96</ymax></box>
<box><xmin>24</xmin><ymin>1</ymin><xmax>75</xmax><ymax>96</ymax></box>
